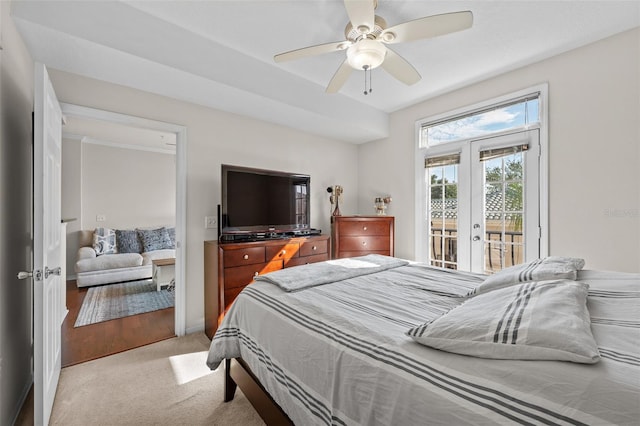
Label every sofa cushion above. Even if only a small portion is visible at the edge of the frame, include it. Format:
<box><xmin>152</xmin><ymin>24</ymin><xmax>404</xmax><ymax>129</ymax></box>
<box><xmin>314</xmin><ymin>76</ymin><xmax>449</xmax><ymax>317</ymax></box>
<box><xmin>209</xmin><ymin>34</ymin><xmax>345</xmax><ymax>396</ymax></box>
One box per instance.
<box><xmin>116</xmin><ymin>229</ymin><xmax>143</xmax><ymax>253</ymax></box>
<box><xmin>142</xmin><ymin>249</ymin><xmax>176</xmax><ymax>265</ymax></box>
<box><xmin>93</xmin><ymin>227</ymin><xmax>117</xmax><ymax>255</ymax></box>
<box><xmin>75</xmin><ymin>253</ymin><xmax>143</xmax><ymax>273</ymax></box>
<box><xmin>137</xmin><ymin>227</ymin><xmax>173</xmax><ymax>252</ymax></box>
<box><xmin>77</xmin><ymin>246</ymin><xmax>97</xmax><ymax>260</ymax></box>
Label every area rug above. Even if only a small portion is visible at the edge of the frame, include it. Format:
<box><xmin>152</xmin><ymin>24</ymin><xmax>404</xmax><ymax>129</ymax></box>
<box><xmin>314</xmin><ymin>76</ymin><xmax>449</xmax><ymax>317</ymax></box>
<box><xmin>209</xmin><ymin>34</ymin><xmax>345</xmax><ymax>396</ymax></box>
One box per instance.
<box><xmin>74</xmin><ymin>279</ymin><xmax>174</xmax><ymax>327</ymax></box>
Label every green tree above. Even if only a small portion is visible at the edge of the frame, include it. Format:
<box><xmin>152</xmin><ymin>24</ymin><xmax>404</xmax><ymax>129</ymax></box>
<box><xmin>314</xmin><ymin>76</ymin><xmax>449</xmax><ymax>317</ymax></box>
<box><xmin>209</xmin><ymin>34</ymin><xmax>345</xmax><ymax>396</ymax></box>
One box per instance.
<box><xmin>485</xmin><ymin>158</ymin><xmax>523</xmax><ymax>231</ymax></box>
<box><xmin>430</xmin><ymin>174</ymin><xmax>457</xmax><ymax>200</ymax></box>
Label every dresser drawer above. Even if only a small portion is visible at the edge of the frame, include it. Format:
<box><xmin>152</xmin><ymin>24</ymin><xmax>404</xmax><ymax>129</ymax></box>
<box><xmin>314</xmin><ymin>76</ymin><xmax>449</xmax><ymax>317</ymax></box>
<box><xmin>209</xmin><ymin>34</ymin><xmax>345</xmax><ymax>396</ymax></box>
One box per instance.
<box><xmin>336</xmin><ymin>250</ymin><xmax>389</xmax><ymax>259</ymax></box>
<box><xmin>224</xmin><ymin>260</ymin><xmax>283</xmax><ymax>289</ymax></box>
<box><xmin>223</xmin><ymin>287</ymin><xmax>245</xmax><ymax>314</ymax></box>
<box><xmin>338</xmin><ymin>220</ymin><xmax>390</xmax><ymax>236</ymax></box>
<box><xmin>287</xmin><ymin>253</ymin><xmax>329</xmax><ymax>267</ymax></box>
<box><xmin>339</xmin><ymin>236</ymin><xmax>390</xmax><ymax>252</ymax></box>
<box><xmin>299</xmin><ymin>238</ymin><xmax>328</xmax><ymax>257</ymax></box>
<box><xmin>266</xmin><ymin>243</ymin><xmax>300</xmax><ymax>262</ymax></box>
<box><xmin>223</xmin><ymin>246</ymin><xmax>266</xmax><ymax>267</ymax></box>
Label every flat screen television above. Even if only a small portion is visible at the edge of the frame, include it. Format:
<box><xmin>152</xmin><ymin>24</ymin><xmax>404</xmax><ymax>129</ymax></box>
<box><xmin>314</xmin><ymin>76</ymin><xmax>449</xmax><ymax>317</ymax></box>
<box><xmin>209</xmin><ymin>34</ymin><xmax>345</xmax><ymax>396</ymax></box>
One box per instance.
<box><xmin>220</xmin><ymin>164</ymin><xmax>310</xmax><ymax>237</ymax></box>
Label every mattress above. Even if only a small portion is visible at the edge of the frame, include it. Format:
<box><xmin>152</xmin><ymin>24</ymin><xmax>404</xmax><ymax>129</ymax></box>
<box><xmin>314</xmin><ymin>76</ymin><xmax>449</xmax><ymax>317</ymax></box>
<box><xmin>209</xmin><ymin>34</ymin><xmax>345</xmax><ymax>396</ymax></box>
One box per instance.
<box><xmin>207</xmin><ymin>262</ymin><xmax>639</xmax><ymax>425</ymax></box>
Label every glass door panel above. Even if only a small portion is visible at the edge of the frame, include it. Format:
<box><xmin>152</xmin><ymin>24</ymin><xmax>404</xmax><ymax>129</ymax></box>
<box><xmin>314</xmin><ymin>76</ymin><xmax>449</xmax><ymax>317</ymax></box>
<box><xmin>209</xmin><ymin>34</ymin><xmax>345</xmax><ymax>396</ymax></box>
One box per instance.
<box><xmin>427</xmin><ymin>164</ymin><xmax>458</xmax><ymax>269</ymax></box>
<box><xmin>472</xmin><ymin>130</ymin><xmax>539</xmax><ymax>274</ymax></box>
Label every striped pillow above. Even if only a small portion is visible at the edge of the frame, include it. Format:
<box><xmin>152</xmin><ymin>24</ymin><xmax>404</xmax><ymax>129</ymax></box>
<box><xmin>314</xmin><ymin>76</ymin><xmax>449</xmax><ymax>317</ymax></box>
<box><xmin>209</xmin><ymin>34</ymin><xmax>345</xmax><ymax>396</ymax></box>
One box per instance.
<box><xmin>468</xmin><ymin>257</ymin><xmax>585</xmax><ymax>296</ymax></box>
<box><xmin>407</xmin><ymin>280</ymin><xmax>600</xmax><ymax>364</ymax></box>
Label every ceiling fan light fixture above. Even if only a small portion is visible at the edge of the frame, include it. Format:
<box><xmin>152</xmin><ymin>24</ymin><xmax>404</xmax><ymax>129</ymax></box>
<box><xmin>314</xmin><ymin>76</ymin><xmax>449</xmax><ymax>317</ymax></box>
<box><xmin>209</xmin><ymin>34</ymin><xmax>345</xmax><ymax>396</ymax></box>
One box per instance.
<box><xmin>346</xmin><ymin>39</ymin><xmax>386</xmax><ymax>70</ymax></box>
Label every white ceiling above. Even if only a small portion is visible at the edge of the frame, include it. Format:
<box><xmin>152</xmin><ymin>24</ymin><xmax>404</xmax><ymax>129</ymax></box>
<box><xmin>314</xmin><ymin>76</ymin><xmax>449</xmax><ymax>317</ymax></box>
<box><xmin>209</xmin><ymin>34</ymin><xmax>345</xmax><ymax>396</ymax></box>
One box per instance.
<box><xmin>11</xmin><ymin>0</ymin><xmax>640</xmax><ymax>144</ymax></box>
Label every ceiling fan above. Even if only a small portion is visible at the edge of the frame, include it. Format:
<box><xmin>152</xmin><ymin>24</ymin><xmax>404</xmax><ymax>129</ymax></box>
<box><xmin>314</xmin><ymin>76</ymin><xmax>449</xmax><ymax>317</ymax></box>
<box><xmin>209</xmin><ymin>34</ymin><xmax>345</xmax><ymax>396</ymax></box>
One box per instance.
<box><xmin>274</xmin><ymin>0</ymin><xmax>473</xmax><ymax>94</ymax></box>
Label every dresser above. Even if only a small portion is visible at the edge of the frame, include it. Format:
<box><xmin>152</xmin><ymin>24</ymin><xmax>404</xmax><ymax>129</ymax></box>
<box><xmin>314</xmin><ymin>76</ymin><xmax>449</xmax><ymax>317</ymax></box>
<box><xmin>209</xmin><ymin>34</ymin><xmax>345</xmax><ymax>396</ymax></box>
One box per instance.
<box><xmin>331</xmin><ymin>216</ymin><xmax>394</xmax><ymax>259</ymax></box>
<box><xmin>204</xmin><ymin>235</ymin><xmax>330</xmax><ymax>339</ymax></box>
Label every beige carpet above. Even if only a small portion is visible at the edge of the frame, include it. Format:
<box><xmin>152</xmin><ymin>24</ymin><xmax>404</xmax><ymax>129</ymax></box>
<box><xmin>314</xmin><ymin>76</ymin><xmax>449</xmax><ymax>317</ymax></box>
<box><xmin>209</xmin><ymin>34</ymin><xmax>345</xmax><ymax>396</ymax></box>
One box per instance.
<box><xmin>50</xmin><ymin>333</ymin><xmax>265</xmax><ymax>425</ymax></box>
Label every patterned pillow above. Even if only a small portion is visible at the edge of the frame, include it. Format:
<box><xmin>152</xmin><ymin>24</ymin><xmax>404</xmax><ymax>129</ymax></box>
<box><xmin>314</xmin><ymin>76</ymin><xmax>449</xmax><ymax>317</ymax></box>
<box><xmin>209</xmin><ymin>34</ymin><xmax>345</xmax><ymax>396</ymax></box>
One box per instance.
<box><xmin>137</xmin><ymin>227</ymin><xmax>173</xmax><ymax>252</ymax></box>
<box><xmin>115</xmin><ymin>229</ymin><xmax>143</xmax><ymax>253</ymax></box>
<box><xmin>93</xmin><ymin>227</ymin><xmax>117</xmax><ymax>256</ymax></box>
<box><xmin>165</xmin><ymin>227</ymin><xmax>176</xmax><ymax>249</ymax></box>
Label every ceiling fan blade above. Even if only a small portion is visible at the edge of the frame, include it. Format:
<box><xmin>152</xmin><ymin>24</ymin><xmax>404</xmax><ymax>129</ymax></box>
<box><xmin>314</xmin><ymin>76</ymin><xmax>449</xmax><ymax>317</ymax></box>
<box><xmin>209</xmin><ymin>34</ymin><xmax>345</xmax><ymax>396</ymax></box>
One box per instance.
<box><xmin>380</xmin><ymin>11</ymin><xmax>473</xmax><ymax>44</ymax></box>
<box><xmin>344</xmin><ymin>0</ymin><xmax>375</xmax><ymax>33</ymax></box>
<box><xmin>326</xmin><ymin>60</ymin><xmax>353</xmax><ymax>94</ymax></box>
<box><xmin>381</xmin><ymin>48</ymin><xmax>421</xmax><ymax>85</ymax></box>
<box><xmin>274</xmin><ymin>41</ymin><xmax>349</xmax><ymax>63</ymax></box>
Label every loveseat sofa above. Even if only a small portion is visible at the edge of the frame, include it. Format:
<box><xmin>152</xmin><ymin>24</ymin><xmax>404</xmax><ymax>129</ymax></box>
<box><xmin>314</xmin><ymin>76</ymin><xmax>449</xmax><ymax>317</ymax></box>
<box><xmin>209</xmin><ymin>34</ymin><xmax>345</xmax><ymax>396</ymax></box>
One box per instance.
<box><xmin>75</xmin><ymin>227</ymin><xmax>176</xmax><ymax>287</ymax></box>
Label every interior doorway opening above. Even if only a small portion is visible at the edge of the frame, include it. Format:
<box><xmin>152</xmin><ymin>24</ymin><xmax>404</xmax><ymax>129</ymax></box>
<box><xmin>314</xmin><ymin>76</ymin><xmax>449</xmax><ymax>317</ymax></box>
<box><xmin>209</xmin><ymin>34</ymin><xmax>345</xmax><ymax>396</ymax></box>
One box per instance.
<box><xmin>59</xmin><ymin>104</ymin><xmax>187</xmax><ymax>364</ymax></box>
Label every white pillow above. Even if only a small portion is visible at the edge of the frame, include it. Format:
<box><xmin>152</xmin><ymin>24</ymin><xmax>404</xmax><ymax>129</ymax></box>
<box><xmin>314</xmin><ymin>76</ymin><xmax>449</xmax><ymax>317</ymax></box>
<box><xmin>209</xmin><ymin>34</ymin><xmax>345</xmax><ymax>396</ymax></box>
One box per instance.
<box><xmin>407</xmin><ymin>280</ymin><xmax>600</xmax><ymax>364</ymax></box>
<box><xmin>468</xmin><ymin>257</ymin><xmax>585</xmax><ymax>296</ymax></box>
<box><xmin>93</xmin><ymin>227</ymin><xmax>117</xmax><ymax>256</ymax></box>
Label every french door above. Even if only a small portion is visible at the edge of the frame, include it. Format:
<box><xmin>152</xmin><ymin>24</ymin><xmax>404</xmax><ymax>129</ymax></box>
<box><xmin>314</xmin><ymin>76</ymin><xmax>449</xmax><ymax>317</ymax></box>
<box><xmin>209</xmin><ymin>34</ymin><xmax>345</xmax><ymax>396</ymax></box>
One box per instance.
<box><xmin>426</xmin><ymin>129</ymin><xmax>540</xmax><ymax>274</ymax></box>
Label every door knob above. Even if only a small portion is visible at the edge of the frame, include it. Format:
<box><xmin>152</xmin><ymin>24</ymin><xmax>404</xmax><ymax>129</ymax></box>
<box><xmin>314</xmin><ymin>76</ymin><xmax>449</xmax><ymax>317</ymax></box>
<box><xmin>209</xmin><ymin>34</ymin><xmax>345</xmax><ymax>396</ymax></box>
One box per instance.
<box><xmin>17</xmin><ymin>269</ymin><xmax>43</xmax><ymax>280</ymax></box>
<box><xmin>472</xmin><ymin>236</ymin><xmax>481</xmax><ymax>241</ymax></box>
<box><xmin>44</xmin><ymin>266</ymin><xmax>62</xmax><ymax>278</ymax></box>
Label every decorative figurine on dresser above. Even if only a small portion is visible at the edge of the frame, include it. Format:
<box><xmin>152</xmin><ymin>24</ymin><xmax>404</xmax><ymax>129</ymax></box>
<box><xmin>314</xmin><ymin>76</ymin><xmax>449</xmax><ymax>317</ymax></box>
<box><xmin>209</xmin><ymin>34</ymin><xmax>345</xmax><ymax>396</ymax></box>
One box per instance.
<box><xmin>331</xmin><ymin>215</ymin><xmax>394</xmax><ymax>259</ymax></box>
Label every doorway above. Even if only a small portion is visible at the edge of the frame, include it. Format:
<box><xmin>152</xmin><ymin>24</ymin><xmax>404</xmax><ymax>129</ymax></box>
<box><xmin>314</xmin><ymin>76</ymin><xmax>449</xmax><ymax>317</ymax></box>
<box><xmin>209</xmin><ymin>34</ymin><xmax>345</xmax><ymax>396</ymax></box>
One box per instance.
<box><xmin>59</xmin><ymin>104</ymin><xmax>187</xmax><ymax>364</ymax></box>
<box><xmin>415</xmin><ymin>85</ymin><xmax>548</xmax><ymax>273</ymax></box>
<box><xmin>425</xmin><ymin>129</ymin><xmax>540</xmax><ymax>273</ymax></box>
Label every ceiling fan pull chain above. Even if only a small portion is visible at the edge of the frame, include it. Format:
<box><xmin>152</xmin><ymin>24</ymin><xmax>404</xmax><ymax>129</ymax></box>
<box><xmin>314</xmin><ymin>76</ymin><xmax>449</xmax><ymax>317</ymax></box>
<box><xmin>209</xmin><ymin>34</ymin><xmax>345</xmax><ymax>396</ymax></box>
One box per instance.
<box><xmin>363</xmin><ymin>65</ymin><xmax>369</xmax><ymax>95</ymax></box>
<box><xmin>362</xmin><ymin>64</ymin><xmax>373</xmax><ymax>95</ymax></box>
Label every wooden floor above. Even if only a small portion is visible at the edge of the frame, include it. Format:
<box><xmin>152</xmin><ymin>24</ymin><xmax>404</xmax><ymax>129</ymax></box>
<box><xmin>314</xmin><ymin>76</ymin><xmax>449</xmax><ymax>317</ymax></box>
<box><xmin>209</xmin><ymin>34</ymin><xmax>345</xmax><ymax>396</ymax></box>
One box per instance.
<box><xmin>63</xmin><ymin>279</ymin><xmax>175</xmax><ymax>367</ymax></box>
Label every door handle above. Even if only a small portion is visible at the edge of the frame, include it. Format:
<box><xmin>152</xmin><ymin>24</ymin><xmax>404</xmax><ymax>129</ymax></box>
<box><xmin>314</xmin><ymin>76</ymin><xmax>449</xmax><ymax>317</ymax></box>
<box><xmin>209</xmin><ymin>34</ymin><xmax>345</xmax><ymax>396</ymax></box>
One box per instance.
<box><xmin>17</xmin><ymin>270</ymin><xmax>43</xmax><ymax>280</ymax></box>
<box><xmin>472</xmin><ymin>236</ymin><xmax>481</xmax><ymax>241</ymax></box>
<box><xmin>44</xmin><ymin>266</ymin><xmax>62</xmax><ymax>279</ymax></box>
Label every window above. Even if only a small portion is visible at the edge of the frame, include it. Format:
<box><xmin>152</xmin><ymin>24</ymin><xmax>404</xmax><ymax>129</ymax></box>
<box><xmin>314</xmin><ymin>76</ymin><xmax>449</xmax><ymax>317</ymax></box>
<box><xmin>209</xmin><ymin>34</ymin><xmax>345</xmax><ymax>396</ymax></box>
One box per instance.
<box><xmin>416</xmin><ymin>86</ymin><xmax>548</xmax><ymax>274</ymax></box>
<box><xmin>426</xmin><ymin>154</ymin><xmax>460</xmax><ymax>269</ymax></box>
<box><xmin>420</xmin><ymin>96</ymin><xmax>539</xmax><ymax>148</ymax></box>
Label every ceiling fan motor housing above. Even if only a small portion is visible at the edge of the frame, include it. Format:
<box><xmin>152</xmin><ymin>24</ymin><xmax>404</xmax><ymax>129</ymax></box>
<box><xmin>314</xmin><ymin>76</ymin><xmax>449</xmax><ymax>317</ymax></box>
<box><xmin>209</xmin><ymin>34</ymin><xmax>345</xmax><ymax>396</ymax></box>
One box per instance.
<box><xmin>345</xmin><ymin>15</ymin><xmax>387</xmax><ymax>41</ymax></box>
<box><xmin>344</xmin><ymin>15</ymin><xmax>388</xmax><ymax>70</ymax></box>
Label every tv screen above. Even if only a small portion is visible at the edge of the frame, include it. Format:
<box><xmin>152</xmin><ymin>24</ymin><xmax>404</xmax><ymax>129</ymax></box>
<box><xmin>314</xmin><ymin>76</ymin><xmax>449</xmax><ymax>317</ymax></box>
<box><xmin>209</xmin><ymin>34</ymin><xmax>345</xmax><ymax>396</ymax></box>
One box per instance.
<box><xmin>221</xmin><ymin>164</ymin><xmax>310</xmax><ymax>235</ymax></box>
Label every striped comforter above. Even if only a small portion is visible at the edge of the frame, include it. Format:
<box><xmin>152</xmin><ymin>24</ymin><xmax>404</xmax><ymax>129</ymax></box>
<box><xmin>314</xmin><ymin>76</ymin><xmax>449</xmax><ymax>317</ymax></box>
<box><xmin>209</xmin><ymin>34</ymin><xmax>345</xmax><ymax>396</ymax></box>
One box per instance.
<box><xmin>207</xmin><ymin>264</ymin><xmax>640</xmax><ymax>425</ymax></box>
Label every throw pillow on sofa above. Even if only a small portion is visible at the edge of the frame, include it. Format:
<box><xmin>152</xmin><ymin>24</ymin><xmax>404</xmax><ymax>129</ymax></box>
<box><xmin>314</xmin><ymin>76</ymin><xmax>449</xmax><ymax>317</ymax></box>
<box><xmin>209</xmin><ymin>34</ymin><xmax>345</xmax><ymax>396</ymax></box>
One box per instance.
<box><xmin>116</xmin><ymin>229</ymin><xmax>143</xmax><ymax>253</ymax></box>
<box><xmin>137</xmin><ymin>227</ymin><xmax>173</xmax><ymax>252</ymax></box>
<box><xmin>93</xmin><ymin>227</ymin><xmax>117</xmax><ymax>256</ymax></box>
<box><xmin>166</xmin><ymin>227</ymin><xmax>176</xmax><ymax>249</ymax></box>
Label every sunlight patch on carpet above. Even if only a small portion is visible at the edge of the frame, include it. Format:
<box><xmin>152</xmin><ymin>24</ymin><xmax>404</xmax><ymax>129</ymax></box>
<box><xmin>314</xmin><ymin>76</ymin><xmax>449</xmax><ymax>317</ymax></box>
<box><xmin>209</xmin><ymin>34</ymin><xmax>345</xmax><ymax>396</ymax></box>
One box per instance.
<box><xmin>169</xmin><ymin>351</ymin><xmax>215</xmax><ymax>385</ymax></box>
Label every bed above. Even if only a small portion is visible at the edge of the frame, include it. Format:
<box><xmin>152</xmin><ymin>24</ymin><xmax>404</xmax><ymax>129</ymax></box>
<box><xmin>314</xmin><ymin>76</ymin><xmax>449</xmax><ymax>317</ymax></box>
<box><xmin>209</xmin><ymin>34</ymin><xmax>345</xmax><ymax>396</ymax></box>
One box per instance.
<box><xmin>207</xmin><ymin>255</ymin><xmax>640</xmax><ymax>425</ymax></box>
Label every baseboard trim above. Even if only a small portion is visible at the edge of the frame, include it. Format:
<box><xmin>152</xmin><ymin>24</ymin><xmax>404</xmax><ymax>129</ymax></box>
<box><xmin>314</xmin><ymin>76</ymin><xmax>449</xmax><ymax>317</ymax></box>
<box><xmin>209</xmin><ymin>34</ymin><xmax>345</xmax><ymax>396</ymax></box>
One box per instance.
<box><xmin>12</xmin><ymin>378</ymin><xmax>33</xmax><ymax>426</ymax></box>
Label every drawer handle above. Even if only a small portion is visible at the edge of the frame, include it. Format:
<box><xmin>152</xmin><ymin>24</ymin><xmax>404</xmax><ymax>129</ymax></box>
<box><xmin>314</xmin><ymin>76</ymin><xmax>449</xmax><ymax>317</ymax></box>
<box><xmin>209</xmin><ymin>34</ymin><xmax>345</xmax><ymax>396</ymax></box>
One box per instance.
<box><xmin>254</xmin><ymin>272</ymin><xmax>259</xmax><ymax>277</ymax></box>
<box><xmin>362</xmin><ymin>241</ymin><xmax>367</xmax><ymax>246</ymax></box>
<box><xmin>363</xmin><ymin>226</ymin><xmax>367</xmax><ymax>231</ymax></box>
<box><xmin>243</xmin><ymin>254</ymin><xmax>249</xmax><ymax>260</ymax></box>
<box><xmin>312</xmin><ymin>246</ymin><xmax>317</xmax><ymax>250</ymax></box>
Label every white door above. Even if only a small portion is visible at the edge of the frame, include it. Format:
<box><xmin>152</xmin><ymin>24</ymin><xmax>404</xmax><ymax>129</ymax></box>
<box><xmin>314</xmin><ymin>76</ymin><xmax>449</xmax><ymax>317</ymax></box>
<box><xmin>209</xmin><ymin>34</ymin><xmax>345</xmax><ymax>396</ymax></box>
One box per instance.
<box><xmin>470</xmin><ymin>130</ymin><xmax>540</xmax><ymax>273</ymax></box>
<box><xmin>33</xmin><ymin>62</ymin><xmax>64</xmax><ymax>426</ymax></box>
<box><xmin>426</xmin><ymin>129</ymin><xmax>540</xmax><ymax>274</ymax></box>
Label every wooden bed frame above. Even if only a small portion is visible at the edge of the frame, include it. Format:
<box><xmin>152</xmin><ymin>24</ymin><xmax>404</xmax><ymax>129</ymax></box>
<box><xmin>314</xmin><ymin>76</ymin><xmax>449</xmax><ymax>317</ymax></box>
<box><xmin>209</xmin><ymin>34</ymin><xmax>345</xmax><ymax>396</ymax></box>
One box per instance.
<box><xmin>224</xmin><ymin>358</ymin><xmax>294</xmax><ymax>425</ymax></box>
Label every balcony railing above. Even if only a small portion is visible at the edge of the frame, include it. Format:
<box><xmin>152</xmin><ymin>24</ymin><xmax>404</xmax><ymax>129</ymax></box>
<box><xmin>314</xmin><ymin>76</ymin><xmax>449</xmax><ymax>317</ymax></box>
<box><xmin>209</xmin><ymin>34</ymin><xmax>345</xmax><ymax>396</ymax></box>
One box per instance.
<box><xmin>430</xmin><ymin>228</ymin><xmax>524</xmax><ymax>272</ymax></box>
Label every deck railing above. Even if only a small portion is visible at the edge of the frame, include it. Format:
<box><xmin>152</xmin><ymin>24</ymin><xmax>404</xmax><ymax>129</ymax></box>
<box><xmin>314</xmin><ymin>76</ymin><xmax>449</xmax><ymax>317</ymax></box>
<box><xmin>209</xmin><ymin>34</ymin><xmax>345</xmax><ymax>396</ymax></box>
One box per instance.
<box><xmin>430</xmin><ymin>228</ymin><xmax>524</xmax><ymax>271</ymax></box>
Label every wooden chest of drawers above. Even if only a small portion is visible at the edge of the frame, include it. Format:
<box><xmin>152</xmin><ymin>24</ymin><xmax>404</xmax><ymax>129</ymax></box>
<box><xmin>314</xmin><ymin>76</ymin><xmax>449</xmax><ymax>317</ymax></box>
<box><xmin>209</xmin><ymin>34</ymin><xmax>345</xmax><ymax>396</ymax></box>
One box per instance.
<box><xmin>331</xmin><ymin>216</ymin><xmax>394</xmax><ymax>259</ymax></box>
<box><xmin>204</xmin><ymin>235</ymin><xmax>330</xmax><ymax>338</ymax></box>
